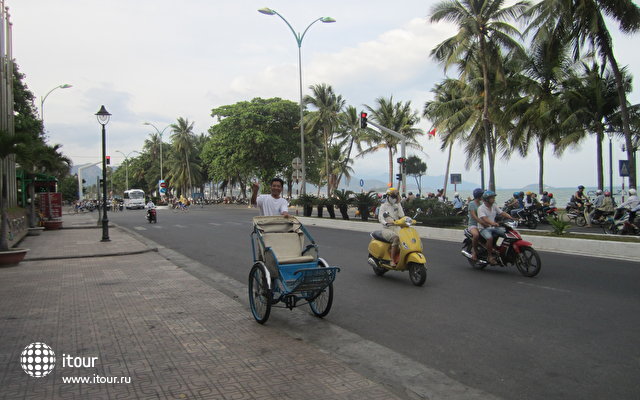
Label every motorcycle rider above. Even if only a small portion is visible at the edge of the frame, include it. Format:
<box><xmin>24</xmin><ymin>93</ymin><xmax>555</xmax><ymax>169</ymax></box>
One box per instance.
<box><xmin>572</xmin><ymin>185</ymin><xmax>592</xmax><ymax>227</ymax></box>
<box><xmin>590</xmin><ymin>191</ymin><xmax>614</xmax><ymax>222</ymax></box>
<box><xmin>378</xmin><ymin>187</ymin><xmax>405</xmax><ymax>266</ymax></box>
<box><xmin>477</xmin><ymin>191</ymin><xmax>517</xmax><ymax>265</ymax></box>
<box><xmin>615</xmin><ymin>188</ymin><xmax>639</xmax><ymax>221</ymax></box>
<box><xmin>467</xmin><ymin>188</ymin><xmax>485</xmax><ymax>261</ymax></box>
<box><xmin>509</xmin><ymin>192</ymin><xmax>525</xmax><ymax>219</ymax></box>
<box><xmin>145</xmin><ymin>198</ymin><xmax>156</xmax><ymax>220</ymax></box>
<box><xmin>452</xmin><ymin>192</ymin><xmax>464</xmax><ymax>212</ymax></box>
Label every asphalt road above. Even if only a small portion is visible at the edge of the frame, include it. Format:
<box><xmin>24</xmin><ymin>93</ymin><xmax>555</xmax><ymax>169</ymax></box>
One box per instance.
<box><xmin>110</xmin><ymin>206</ymin><xmax>640</xmax><ymax>400</ymax></box>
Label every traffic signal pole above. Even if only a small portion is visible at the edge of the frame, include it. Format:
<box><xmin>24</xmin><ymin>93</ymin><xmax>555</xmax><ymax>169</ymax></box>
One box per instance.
<box><xmin>361</xmin><ymin>116</ymin><xmax>407</xmax><ymax>195</ymax></box>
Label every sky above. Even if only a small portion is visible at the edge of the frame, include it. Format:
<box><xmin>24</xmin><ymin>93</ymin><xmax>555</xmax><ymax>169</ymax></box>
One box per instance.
<box><xmin>9</xmin><ymin>0</ymin><xmax>640</xmax><ymax>189</ymax></box>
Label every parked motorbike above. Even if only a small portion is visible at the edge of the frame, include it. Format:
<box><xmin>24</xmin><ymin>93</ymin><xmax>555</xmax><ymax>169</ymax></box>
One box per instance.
<box><xmin>146</xmin><ymin>208</ymin><xmax>157</xmax><ymax>224</ymax></box>
<box><xmin>461</xmin><ymin>220</ymin><xmax>541</xmax><ymax>277</ymax></box>
<box><xmin>368</xmin><ymin>210</ymin><xmax>427</xmax><ymax>286</ymax></box>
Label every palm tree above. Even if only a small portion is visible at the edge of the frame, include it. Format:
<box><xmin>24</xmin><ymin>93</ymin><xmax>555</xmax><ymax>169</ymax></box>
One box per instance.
<box><xmin>303</xmin><ymin>83</ymin><xmax>345</xmax><ymax>196</ymax></box>
<box><xmin>430</xmin><ymin>0</ymin><xmax>530</xmax><ymax>191</ymax></box>
<box><xmin>506</xmin><ymin>30</ymin><xmax>573</xmax><ymax>194</ymax></box>
<box><xmin>360</xmin><ymin>96</ymin><xmax>422</xmax><ymax>188</ymax></box>
<box><xmin>556</xmin><ymin>61</ymin><xmax>627</xmax><ymax>189</ymax></box>
<box><xmin>527</xmin><ymin>0</ymin><xmax>640</xmax><ymax>188</ymax></box>
<box><xmin>169</xmin><ymin>117</ymin><xmax>197</xmax><ymax>196</ymax></box>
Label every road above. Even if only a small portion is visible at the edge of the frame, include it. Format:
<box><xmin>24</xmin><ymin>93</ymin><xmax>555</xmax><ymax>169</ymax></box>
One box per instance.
<box><xmin>110</xmin><ymin>206</ymin><xmax>640</xmax><ymax>400</ymax></box>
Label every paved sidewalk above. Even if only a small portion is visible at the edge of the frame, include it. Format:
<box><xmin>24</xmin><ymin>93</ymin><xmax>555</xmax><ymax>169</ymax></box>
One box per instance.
<box><xmin>0</xmin><ymin>216</ymin><xmax>400</xmax><ymax>399</ymax></box>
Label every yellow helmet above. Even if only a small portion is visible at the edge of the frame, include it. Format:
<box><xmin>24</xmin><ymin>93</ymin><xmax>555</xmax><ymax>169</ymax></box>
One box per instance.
<box><xmin>386</xmin><ymin>187</ymin><xmax>398</xmax><ymax>196</ymax></box>
<box><xmin>526</xmin><ymin>191</ymin><xmax>533</xmax><ymax>196</ymax></box>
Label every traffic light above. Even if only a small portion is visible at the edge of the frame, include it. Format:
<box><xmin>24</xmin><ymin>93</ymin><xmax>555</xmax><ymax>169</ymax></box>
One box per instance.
<box><xmin>396</xmin><ymin>173</ymin><xmax>402</xmax><ymax>181</ymax></box>
<box><xmin>397</xmin><ymin>157</ymin><xmax>405</xmax><ymax>164</ymax></box>
<box><xmin>360</xmin><ymin>112</ymin><xmax>368</xmax><ymax>128</ymax></box>
<box><xmin>106</xmin><ymin>156</ymin><xmax>110</xmax><ymax>165</ymax></box>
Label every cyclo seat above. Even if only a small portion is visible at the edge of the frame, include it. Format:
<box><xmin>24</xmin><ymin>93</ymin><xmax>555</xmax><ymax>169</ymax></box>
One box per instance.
<box><xmin>371</xmin><ymin>230</ymin><xmax>391</xmax><ymax>243</ymax></box>
<box><xmin>253</xmin><ymin>216</ymin><xmax>316</xmax><ymax>266</ymax></box>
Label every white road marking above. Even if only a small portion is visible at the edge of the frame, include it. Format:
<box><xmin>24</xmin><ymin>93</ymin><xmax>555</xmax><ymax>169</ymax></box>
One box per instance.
<box><xmin>208</xmin><ymin>222</ymin><xmax>221</xmax><ymax>226</ymax></box>
<box><xmin>517</xmin><ymin>281</ymin><xmax>571</xmax><ymax>293</ymax></box>
<box><xmin>174</xmin><ymin>224</ymin><xmax>187</xmax><ymax>228</ymax></box>
<box><xmin>227</xmin><ymin>222</ymin><xmax>242</xmax><ymax>226</ymax></box>
<box><xmin>133</xmin><ymin>226</ymin><xmax>147</xmax><ymax>231</ymax></box>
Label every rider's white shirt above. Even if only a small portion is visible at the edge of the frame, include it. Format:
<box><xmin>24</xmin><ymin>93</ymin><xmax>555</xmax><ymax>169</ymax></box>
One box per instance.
<box><xmin>256</xmin><ymin>194</ymin><xmax>289</xmax><ymax>216</ymax></box>
<box><xmin>477</xmin><ymin>203</ymin><xmax>502</xmax><ymax>229</ymax></box>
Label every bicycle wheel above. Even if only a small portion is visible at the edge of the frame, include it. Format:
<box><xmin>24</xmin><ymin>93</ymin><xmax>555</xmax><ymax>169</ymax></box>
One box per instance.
<box><xmin>515</xmin><ymin>246</ymin><xmax>542</xmax><ymax>277</ymax></box>
<box><xmin>309</xmin><ymin>284</ymin><xmax>334</xmax><ymax>318</ymax></box>
<box><xmin>575</xmin><ymin>215</ymin><xmax>586</xmax><ymax>227</ymax></box>
<box><xmin>248</xmin><ymin>265</ymin><xmax>272</xmax><ymax>324</ymax></box>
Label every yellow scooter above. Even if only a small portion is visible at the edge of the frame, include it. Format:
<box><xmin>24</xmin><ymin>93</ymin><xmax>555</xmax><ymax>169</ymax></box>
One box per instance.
<box><xmin>367</xmin><ymin>211</ymin><xmax>427</xmax><ymax>286</ymax></box>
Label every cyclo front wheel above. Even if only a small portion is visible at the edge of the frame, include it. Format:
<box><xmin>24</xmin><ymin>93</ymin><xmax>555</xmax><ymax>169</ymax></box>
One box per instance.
<box><xmin>248</xmin><ymin>264</ymin><xmax>272</xmax><ymax>324</ymax></box>
<box><xmin>515</xmin><ymin>246</ymin><xmax>542</xmax><ymax>278</ymax></box>
<box><xmin>309</xmin><ymin>284</ymin><xmax>334</xmax><ymax>318</ymax></box>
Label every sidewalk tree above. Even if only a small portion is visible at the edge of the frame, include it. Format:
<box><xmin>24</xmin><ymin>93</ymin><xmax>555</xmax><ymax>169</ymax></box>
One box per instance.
<box><xmin>201</xmin><ymin>98</ymin><xmax>299</xmax><ymax>189</ymax></box>
<box><xmin>405</xmin><ymin>156</ymin><xmax>427</xmax><ymax>196</ymax></box>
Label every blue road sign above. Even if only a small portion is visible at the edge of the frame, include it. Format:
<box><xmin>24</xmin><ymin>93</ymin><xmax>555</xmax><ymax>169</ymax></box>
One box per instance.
<box><xmin>359</xmin><ymin>179</ymin><xmax>365</xmax><ymax>187</ymax></box>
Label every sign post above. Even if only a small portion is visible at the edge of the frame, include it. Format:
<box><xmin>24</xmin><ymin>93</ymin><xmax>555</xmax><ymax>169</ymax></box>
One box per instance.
<box><xmin>450</xmin><ymin>173</ymin><xmax>462</xmax><ymax>193</ymax></box>
<box><xmin>620</xmin><ymin>160</ymin><xmax>630</xmax><ymax>202</ymax></box>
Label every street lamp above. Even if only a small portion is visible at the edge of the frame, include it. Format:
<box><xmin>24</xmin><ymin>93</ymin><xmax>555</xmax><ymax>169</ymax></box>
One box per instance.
<box><xmin>115</xmin><ymin>150</ymin><xmax>140</xmax><ymax>190</ymax></box>
<box><xmin>143</xmin><ymin>122</ymin><xmax>171</xmax><ymax>182</ymax></box>
<box><xmin>40</xmin><ymin>83</ymin><xmax>72</xmax><ymax>122</ymax></box>
<box><xmin>607</xmin><ymin>131</ymin><xmax>614</xmax><ymax>195</ymax></box>
<box><xmin>258</xmin><ymin>7</ymin><xmax>335</xmax><ymax>195</ymax></box>
<box><xmin>96</xmin><ymin>105</ymin><xmax>111</xmax><ymax>242</ymax></box>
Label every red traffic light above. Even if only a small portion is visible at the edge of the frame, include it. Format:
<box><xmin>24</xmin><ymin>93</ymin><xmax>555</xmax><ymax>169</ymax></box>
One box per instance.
<box><xmin>360</xmin><ymin>112</ymin><xmax>368</xmax><ymax>128</ymax></box>
<box><xmin>106</xmin><ymin>156</ymin><xmax>111</xmax><ymax>165</ymax></box>
<box><xmin>360</xmin><ymin>112</ymin><xmax>367</xmax><ymax>118</ymax></box>
<box><xmin>397</xmin><ymin>157</ymin><xmax>405</xmax><ymax>164</ymax></box>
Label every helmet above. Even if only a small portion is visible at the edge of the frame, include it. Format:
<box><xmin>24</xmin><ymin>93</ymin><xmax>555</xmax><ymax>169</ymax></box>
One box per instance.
<box><xmin>596</xmin><ymin>190</ymin><xmax>602</xmax><ymax>195</ymax></box>
<box><xmin>543</xmin><ymin>191</ymin><xmax>548</xmax><ymax>195</ymax></box>
<box><xmin>604</xmin><ymin>191</ymin><xmax>611</xmax><ymax>196</ymax></box>
<box><xmin>473</xmin><ymin>188</ymin><xmax>485</xmax><ymax>199</ymax></box>
<box><xmin>482</xmin><ymin>190</ymin><xmax>497</xmax><ymax>200</ymax></box>
<box><xmin>525</xmin><ymin>191</ymin><xmax>532</xmax><ymax>196</ymax></box>
<box><xmin>519</xmin><ymin>192</ymin><xmax>524</xmax><ymax>196</ymax></box>
<box><xmin>454</xmin><ymin>192</ymin><xmax>459</xmax><ymax>197</ymax></box>
<box><xmin>578</xmin><ymin>185</ymin><xmax>585</xmax><ymax>190</ymax></box>
<box><xmin>386</xmin><ymin>188</ymin><xmax>399</xmax><ymax>198</ymax></box>
<box><xmin>630</xmin><ymin>188</ymin><xmax>637</xmax><ymax>195</ymax></box>
<box><xmin>548</xmin><ymin>193</ymin><xmax>554</xmax><ymax>198</ymax></box>
<box><xmin>513</xmin><ymin>192</ymin><xmax>519</xmax><ymax>198</ymax></box>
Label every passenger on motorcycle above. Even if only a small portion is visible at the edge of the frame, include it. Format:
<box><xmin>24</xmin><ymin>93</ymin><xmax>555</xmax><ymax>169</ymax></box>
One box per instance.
<box><xmin>590</xmin><ymin>191</ymin><xmax>615</xmax><ymax>222</ymax></box>
<box><xmin>509</xmin><ymin>192</ymin><xmax>525</xmax><ymax>218</ymax></box>
<box><xmin>467</xmin><ymin>188</ymin><xmax>485</xmax><ymax>261</ymax></box>
<box><xmin>477</xmin><ymin>191</ymin><xmax>517</xmax><ymax>265</ymax></box>
<box><xmin>378</xmin><ymin>188</ymin><xmax>405</xmax><ymax>266</ymax></box>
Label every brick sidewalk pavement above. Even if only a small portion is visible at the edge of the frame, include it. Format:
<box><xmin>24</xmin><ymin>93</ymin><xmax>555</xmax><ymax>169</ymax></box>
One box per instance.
<box><xmin>0</xmin><ymin>223</ymin><xmax>400</xmax><ymax>399</ymax></box>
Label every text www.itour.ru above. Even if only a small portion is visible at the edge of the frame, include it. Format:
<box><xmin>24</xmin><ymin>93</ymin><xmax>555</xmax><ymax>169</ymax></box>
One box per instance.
<box><xmin>62</xmin><ymin>375</ymin><xmax>131</xmax><ymax>384</ymax></box>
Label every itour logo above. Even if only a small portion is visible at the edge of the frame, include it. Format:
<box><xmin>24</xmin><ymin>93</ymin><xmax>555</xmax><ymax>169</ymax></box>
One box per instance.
<box><xmin>20</xmin><ymin>342</ymin><xmax>56</xmax><ymax>378</ymax></box>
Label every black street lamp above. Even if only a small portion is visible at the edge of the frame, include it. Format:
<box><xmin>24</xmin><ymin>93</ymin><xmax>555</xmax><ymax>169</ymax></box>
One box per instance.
<box><xmin>96</xmin><ymin>105</ymin><xmax>111</xmax><ymax>242</ymax></box>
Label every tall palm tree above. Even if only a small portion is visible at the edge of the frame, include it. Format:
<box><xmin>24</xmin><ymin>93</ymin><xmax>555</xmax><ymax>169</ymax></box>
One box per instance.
<box><xmin>527</xmin><ymin>0</ymin><xmax>640</xmax><ymax>187</ymax></box>
<box><xmin>360</xmin><ymin>97</ymin><xmax>422</xmax><ymax>188</ymax></box>
<box><xmin>557</xmin><ymin>61</ymin><xmax>627</xmax><ymax>189</ymax></box>
<box><xmin>506</xmin><ymin>30</ymin><xmax>573</xmax><ymax>194</ymax></box>
<box><xmin>430</xmin><ymin>0</ymin><xmax>530</xmax><ymax>191</ymax></box>
<box><xmin>170</xmin><ymin>117</ymin><xmax>197</xmax><ymax>196</ymax></box>
<box><xmin>304</xmin><ymin>84</ymin><xmax>345</xmax><ymax>196</ymax></box>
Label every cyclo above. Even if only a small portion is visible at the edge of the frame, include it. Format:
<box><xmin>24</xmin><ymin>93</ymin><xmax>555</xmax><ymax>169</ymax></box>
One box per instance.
<box><xmin>248</xmin><ymin>215</ymin><xmax>340</xmax><ymax>324</ymax></box>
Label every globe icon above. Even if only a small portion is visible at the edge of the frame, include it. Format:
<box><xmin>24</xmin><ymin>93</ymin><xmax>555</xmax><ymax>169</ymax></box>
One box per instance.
<box><xmin>20</xmin><ymin>342</ymin><xmax>56</xmax><ymax>378</ymax></box>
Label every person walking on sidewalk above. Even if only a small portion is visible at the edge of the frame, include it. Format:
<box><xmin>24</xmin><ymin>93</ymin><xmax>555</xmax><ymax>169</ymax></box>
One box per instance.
<box><xmin>251</xmin><ymin>178</ymin><xmax>289</xmax><ymax>216</ymax></box>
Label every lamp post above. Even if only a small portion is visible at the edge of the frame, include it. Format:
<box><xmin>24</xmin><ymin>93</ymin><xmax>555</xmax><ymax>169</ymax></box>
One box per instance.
<box><xmin>258</xmin><ymin>7</ymin><xmax>335</xmax><ymax>195</ymax></box>
<box><xmin>40</xmin><ymin>84</ymin><xmax>72</xmax><ymax>122</ymax></box>
<box><xmin>143</xmin><ymin>122</ymin><xmax>171</xmax><ymax>182</ymax></box>
<box><xmin>607</xmin><ymin>131</ymin><xmax>614</xmax><ymax>195</ymax></box>
<box><xmin>96</xmin><ymin>105</ymin><xmax>111</xmax><ymax>242</ymax></box>
<box><xmin>115</xmin><ymin>150</ymin><xmax>140</xmax><ymax>190</ymax></box>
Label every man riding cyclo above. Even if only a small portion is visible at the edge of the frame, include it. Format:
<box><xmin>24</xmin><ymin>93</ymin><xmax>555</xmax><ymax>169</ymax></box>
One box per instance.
<box><xmin>477</xmin><ymin>191</ymin><xmax>517</xmax><ymax>265</ymax></box>
<box><xmin>250</xmin><ymin>178</ymin><xmax>289</xmax><ymax>216</ymax></box>
<box><xmin>378</xmin><ymin>188</ymin><xmax>405</xmax><ymax>267</ymax></box>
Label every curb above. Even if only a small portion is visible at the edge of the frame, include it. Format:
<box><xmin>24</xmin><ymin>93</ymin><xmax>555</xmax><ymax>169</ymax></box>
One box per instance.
<box><xmin>24</xmin><ymin>247</ymin><xmax>157</xmax><ymax>262</ymax></box>
<box><xmin>296</xmin><ymin>217</ymin><xmax>640</xmax><ymax>262</ymax></box>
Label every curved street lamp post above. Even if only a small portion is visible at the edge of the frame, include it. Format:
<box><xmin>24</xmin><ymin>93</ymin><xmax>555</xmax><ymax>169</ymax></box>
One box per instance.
<box><xmin>143</xmin><ymin>122</ymin><xmax>171</xmax><ymax>182</ymax></box>
<box><xmin>96</xmin><ymin>105</ymin><xmax>112</xmax><ymax>242</ymax></box>
<box><xmin>258</xmin><ymin>7</ymin><xmax>335</xmax><ymax>195</ymax></box>
<box><xmin>40</xmin><ymin>84</ymin><xmax>72</xmax><ymax>122</ymax></box>
<box><xmin>115</xmin><ymin>150</ymin><xmax>140</xmax><ymax>190</ymax></box>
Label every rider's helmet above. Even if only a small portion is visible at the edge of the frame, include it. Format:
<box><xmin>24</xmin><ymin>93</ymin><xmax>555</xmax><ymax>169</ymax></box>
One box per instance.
<box><xmin>519</xmin><ymin>191</ymin><xmax>524</xmax><ymax>197</ymax></box>
<box><xmin>474</xmin><ymin>188</ymin><xmax>485</xmax><ymax>199</ymax></box>
<box><xmin>604</xmin><ymin>191</ymin><xmax>611</xmax><ymax>196</ymax></box>
<box><xmin>629</xmin><ymin>188</ymin><xmax>637</xmax><ymax>195</ymax></box>
<box><xmin>548</xmin><ymin>193</ymin><xmax>554</xmax><ymax>198</ymax></box>
<box><xmin>386</xmin><ymin>187</ymin><xmax>399</xmax><ymax>198</ymax></box>
<box><xmin>596</xmin><ymin>189</ymin><xmax>603</xmax><ymax>195</ymax></box>
<box><xmin>543</xmin><ymin>191</ymin><xmax>548</xmax><ymax>196</ymax></box>
<box><xmin>512</xmin><ymin>192</ymin><xmax>519</xmax><ymax>198</ymax></box>
<box><xmin>454</xmin><ymin>192</ymin><xmax>459</xmax><ymax>197</ymax></box>
<box><xmin>525</xmin><ymin>191</ymin><xmax>532</xmax><ymax>196</ymax></box>
<box><xmin>482</xmin><ymin>190</ymin><xmax>497</xmax><ymax>200</ymax></box>
<box><xmin>578</xmin><ymin>185</ymin><xmax>585</xmax><ymax>190</ymax></box>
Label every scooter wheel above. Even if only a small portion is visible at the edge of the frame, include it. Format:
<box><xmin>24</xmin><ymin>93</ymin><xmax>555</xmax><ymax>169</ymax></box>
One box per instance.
<box><xmin>408</xmin><ymin>262</ymin><xmax>427</xmax><ymax>286</ymax></box>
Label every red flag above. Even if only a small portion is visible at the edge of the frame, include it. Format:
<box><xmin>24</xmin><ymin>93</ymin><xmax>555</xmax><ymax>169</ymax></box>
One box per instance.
<box><xmin>428</xmin><ymin>128</ymin><xmax>436</xmax><ymax>136</ymax></box>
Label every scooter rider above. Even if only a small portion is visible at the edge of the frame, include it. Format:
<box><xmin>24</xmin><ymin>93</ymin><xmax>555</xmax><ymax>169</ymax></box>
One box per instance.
<box><xmin>477</xmin><ymin>190</ymin><xmax>517</xmax><ymax>265</ymax></box>
<box><xmin>467</xmin><ymin>188</ymin><xmax>485</xmax><ymax>261</ymax></box>
<box><xmin>145</xmin><ymin>198</ymin><xmax>156</xmax><ymax>220</ymax></box>
<box><xmin>378</xmin><ymin>187</ymin><xmax>405</xmax><ymax>266</ymax></box>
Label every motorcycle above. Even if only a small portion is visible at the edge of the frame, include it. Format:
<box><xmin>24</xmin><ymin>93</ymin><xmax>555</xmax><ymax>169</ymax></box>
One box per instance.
<box><xmin>146</xmin><ymin>208</ymin><xmax>157</xmax><ymax>224</ymax></box>
<box><xmin>367</xmin><ymin>210</ymin><xmax>427</xmax><ymax>286</ymax></box>
<box><xmin>461</xmin><ymin>220</ymin><xmax>541</xmax><ymax>277</ymax></box>
<box><xmin>565</xmin><ymin>202</ymin><xmax>588</xmax><ymax>227</ymax></box>
<box><xmin>604</xmin><ymin>208</ymin><xmax>639</xmax><ymax>235</ymax></box>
